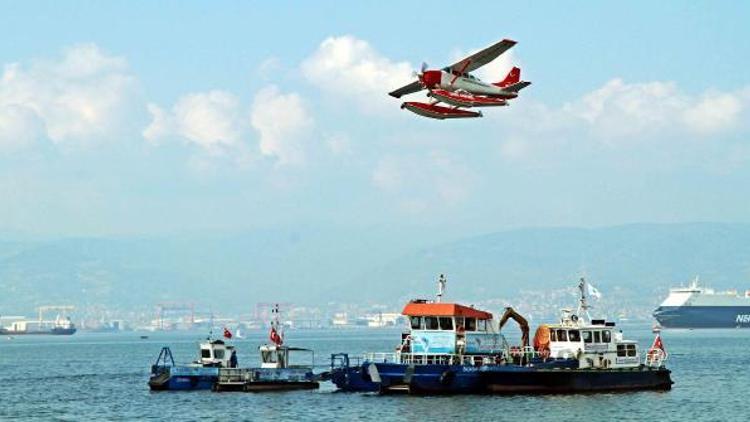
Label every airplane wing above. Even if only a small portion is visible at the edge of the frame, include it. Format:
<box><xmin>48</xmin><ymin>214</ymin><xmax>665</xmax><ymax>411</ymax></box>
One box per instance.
<box><xmin>447</xmin><ymin>39</ymin><xmax>517</xmax><ymax>74</ymax></box>
<box><xmin>388</xmin><ymin>80</ymin><xmax>424</xmax><ymax>98</ymax></box>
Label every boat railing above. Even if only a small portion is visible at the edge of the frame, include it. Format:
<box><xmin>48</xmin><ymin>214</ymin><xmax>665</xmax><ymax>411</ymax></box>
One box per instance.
<box><xmin>362</xmin><ymin>352</ymin><xmax>511</xmax><ymax>366</ymax></box>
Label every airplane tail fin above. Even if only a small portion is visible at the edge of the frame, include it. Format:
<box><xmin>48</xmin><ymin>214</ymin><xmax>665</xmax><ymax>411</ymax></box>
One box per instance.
<box><xmin>502</xmin><ymin>81</ymin><xmax>532</xmax><ymax>93</ymax></box>
<box><xmin>494</xmin><ymin>66</ymin><xmax>520</xmax><ymax>88</ymax></box>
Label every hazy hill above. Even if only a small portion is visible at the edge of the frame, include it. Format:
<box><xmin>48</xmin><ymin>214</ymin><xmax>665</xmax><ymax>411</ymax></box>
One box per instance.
<box><xmin>353</xmin><ymin>222</ymin><xmax>750</xmax><ymax>304</ymax></box>
<box><xmin>1</xmin><ymin>223</ymin><xmax>750</xmax><ymax>314</ymax></box>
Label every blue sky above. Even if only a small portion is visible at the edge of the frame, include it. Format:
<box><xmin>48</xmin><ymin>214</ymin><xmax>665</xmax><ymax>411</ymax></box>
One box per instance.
<box><xmin>1</xmin><ymin>1</ymin><xmax>749</xmax><ymax>237</ymax></box>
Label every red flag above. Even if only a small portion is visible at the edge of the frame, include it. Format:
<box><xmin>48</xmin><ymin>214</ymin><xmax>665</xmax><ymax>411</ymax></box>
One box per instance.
<box><xmin>651</xmin><ymin>334</ymin><xmax>664</xmax><ymax>351</ymax></box>
<box><xmin>223</xmin><ymin>327</ymin><xmax>233</xmax><ymax>339</ymax></box>
<box><xmin>269</xmin><ymin>327</ymin><xmax>283</xmax><ymax>345</ymax></box>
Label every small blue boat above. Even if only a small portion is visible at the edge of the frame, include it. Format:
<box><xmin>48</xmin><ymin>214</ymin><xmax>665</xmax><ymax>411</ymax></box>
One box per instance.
<box><xmin>148</xmin><ymin>339</ymin><xmax>237</xmax><ymax>391</ymax></box>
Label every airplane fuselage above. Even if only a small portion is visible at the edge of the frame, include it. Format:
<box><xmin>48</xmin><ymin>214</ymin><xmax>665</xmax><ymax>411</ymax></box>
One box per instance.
<box><xmin>435</xmin><ymin>71</ymin><xmax>518</xmax><ymax>99</ymax></box>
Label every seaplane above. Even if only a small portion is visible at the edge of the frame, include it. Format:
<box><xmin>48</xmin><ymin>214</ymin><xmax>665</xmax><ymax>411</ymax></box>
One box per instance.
<box><xmin>389</xmin><ymin>38</ymin><xmax>531</xmax><ymax>120</ymax></box>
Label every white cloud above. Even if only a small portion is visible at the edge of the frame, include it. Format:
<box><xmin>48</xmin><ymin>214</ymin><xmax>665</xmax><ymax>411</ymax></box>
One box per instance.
<box><xmin>250</xmin><ymin>86</ymin><xmax>314</xmax><ymax>165</ymax></box>
<box><xmin>142</xmin><ymin>103</ymin><xmax>171</xmax><ymax>144</ymax></box>
<box><xmin>0</xmin><ymin>44</ymin><xmax>138</xmax><ymax>147</ymax></box>
<box><xmin>143</xmin><ymin>90</ymin><xmax>243</xmax><ymax>152</ymax></box>
<box><xmin>372</xmin><ymin>151</ymin><xmax>475</xmax><ymax>213</ymax></box>
<box><xmin>683</xmin><ymin>92</ymin><xmax>742</xmax><ymax>134</ymax></box>
<box><xmin>301</xmin><ymin>36</ymin><xmax>414</xmax><ymax>111</ymax></box>
<box><xmin>174</xmin><ymin>91</ymin><xmax>242</xmax><ymax>150</ymax></box>
<box><xmin>0</xmin><ymin>104</ymin><xmax>45</xmax><ymax>149</ymax></box>
<box><xmin>560</xmin><ymin>79</ymin><xmax>746</xmax><ymax>140</ymax></box>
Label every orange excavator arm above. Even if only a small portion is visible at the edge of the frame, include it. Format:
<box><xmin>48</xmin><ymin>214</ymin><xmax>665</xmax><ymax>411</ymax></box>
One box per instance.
<box><xmin>498</xmin><ymin>307</ymin><xmax>530</xmax><ymax>348</ymax></box>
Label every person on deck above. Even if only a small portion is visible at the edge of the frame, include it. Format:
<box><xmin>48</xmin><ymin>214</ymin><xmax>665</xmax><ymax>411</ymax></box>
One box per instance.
<box><xmin>229</xmin><ymin>350</ymin><xmax>238</xmax><ymax>368</ymax></box>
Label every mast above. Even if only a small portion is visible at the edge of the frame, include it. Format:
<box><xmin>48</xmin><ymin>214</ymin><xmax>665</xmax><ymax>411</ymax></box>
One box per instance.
<box><xmin>272</xmin><ymin>303</ymin><xmax>284</xmax><ymax>343</ymax></box>
<box><xmin>436</xmin><ymin>274</ymin><xmax>447</xmax><ymax>303</ymax></box>
<box><xmin>577</xmin><ymin>277</ymin><xmax>592</xmax><ymax>322</ymax></box>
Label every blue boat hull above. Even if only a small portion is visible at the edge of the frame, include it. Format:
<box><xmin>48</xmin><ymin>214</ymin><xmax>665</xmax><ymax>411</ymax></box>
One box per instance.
<box><xmin>149</xmin><ymin>366</ymin><xmax>219</xmax><ymax>391</ymax></box>
<box><xmin>332</xmin><ymin>360</ymin><xmax>672</xmax><ymax>394</ymax></box>
<box><xmin>653</xmin><ymin>305</ymin><xmax>750</xmax><ymax>328</ymax></box>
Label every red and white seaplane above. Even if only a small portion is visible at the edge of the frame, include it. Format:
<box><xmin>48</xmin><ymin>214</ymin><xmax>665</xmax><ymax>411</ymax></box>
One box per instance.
<box><xmin>389</xmin><ymin>38</ymin><xmax>531</xmax><ymax>120</ymax></box>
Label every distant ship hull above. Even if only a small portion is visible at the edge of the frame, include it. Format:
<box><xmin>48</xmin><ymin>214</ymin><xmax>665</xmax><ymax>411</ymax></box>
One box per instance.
<box><xmin>653</xmin><ymin>305</ymin><xmax>750</xmax><ymax>328</ymax></box>
<box><xmin>0</xmin><ymin>327</ymin><xmax>76</xmax><ymax>335</ymax></box>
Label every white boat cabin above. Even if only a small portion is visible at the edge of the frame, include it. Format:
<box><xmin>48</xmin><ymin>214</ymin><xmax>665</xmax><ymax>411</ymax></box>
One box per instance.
<box><xmin>259</xmin><ymin>344</ymin><xmax>315</xmax><ymax>369</ymax></box>
<box><xmin>537</xmin><ymin>310</ymin><xmax>640</xmax><ymax>369</ymax></box>
<box><xmin>197</xmin><ymin>339</ymin><xmax>236</xmax><ymax>368</ymax></box>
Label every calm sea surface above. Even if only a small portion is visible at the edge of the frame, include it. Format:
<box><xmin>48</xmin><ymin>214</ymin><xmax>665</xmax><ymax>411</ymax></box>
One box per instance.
<box><xmin>0</xmin><ymin>325</ymin><xmax>747</xmax><ymax>421</ymax></box>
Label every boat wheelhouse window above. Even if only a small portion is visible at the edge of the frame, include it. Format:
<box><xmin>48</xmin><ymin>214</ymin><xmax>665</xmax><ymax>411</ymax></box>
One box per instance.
<box><xmin>550</xmin><ymin>329</ymin><xmax>557</xmax><ymax>341</ymax></box>
<box><xmin>617</xmin><ymin>344</ymin><xmax>627</xmax><ymax>357</ymax></box>
<box><xmin>455</xmin><ymin>316</ymin><xmax>464</xmax><ymax>329</ymax></box>
<box><xmin>626</xmin><ymin>344</ymin><xmax>637</xmax><ymax>357</ymax></box>
<box><xmin>602</xmin><ymin>330</ymin><xmax>611</xmax><ymax>343</ymax></box>
<box><xmin>214</xmin><ymin>349</ymin><xmax>225</xmax><ymax>359</ymax></box>
<box><xmin>477</xmin><ymin>319</ymin><xmax>487</xmax><ymax>332</ymax></box>
<box><xmin>465</xmin><ymin>318</ymin><xmax>477</xmax><ymax>331</ymax></box>
<box><xmin>201</xmin><ymin>349</ymin><xmax>211</xmax><ymax>358</ymax></box>
<box><xmin>583</xmin><ymin>331</ymin><xmax>592</xmax><ymax>343</ymax></box>
<box><xmin>439</xmin><ymin>317</ymin><xmax>454</xmax><ymax>330</ymax></box>
<box><xmin>593</xmin><ymin>331</ymin><xmax>601</xmax><ymax>343</ymax></box>
<box><xmin>261</xmin><ymin>350</ymin><xmax>277</xmax><ymax>363</ymax></box>
<box><xmin>568</xmin><ymin>330</ymin><xmax>581</xmax><ymax>342</ymax></box>
<box><xmin>556</xmin><ymin>329</ymin><xmax>568</xmax><ymax>342</ymax></box>
<box><xmin>410</xmin><ymin>316</ymin><xmax>422</xmax><ymax>330</ymax></box>
<box><xmin>425</xmin><ymin>316</ymin><xmax>439</xmax><ymax>330</ymax></box>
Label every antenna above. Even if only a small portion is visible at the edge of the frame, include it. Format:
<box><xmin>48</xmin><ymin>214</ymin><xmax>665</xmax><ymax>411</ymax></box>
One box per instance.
<box><xmin>436</xmin><ymin>274</ymin><xmax>447</xmax><ymax>303</ymax></box>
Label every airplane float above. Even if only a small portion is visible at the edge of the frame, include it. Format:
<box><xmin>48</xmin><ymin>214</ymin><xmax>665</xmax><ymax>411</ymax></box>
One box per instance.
<box><xmin>389</xmin><ymin>38</ymin><xmax>531</xmax><ymax>120</ymax></box>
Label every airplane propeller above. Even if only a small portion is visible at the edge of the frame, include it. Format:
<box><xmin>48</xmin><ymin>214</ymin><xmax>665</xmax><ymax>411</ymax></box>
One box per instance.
<box><xmin>413</xmin><ymin>62</ymin><xmax>429</xmax><ymax>86</ymax></box>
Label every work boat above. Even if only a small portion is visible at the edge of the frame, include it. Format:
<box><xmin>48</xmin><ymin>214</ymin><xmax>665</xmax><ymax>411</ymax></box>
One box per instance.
<box><xmin>213</xmin><ymin>310</ymin><xmax>319</xmax><ymax>392</ymax></box>
<box><xmin>331</xmin><ymin>276</ymin><xmax>673</xmax><ymax>394</ymax></box>
<box><xmin>149</xmin><ymin>339</ymin><xmax>236</xmax><ymax>391</ymax></box>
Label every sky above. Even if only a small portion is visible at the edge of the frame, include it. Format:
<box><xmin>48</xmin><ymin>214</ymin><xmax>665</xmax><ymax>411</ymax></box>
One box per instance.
<box><xmin>1</xmin><ymin>1</ymin><xmax>749</xmax><ymax>238</ymax></box>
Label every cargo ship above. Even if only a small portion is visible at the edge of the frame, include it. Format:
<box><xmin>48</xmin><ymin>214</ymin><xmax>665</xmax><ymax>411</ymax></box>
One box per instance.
<box><xmin>0</xmin><ymin>306</ymin><xmax>76</xmax><ymax>335</ymax></box>
<box><xmin>331</xmin><ymin>276</ymin><xmax>672</xmax><ymax>394</ymax></box>
<box><xmin>653</xmin><ymin>277</ymin><xmax>750</xmax><ymax>328</ymax></box>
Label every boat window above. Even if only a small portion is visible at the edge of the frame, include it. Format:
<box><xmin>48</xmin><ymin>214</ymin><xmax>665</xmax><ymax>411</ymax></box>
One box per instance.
<box><xmin>568</xmin><ymin>330</ymin><xmax>581</xmax><ymax>342</ymax></box>
<box><xmin>477</xmin><ymin>319</ymin><xmax>487</xmax><ymax>332</ymax></box>
<box><xmin>602</xmin><ymin>330</ymin><xmax>611</xmax><ymax>343</ymax></box>
<box><xmin>455</xmin><ymin>317</ymin><xmax>464</xmax><ymax>330</ymax></box>
<box><xmin>617</xmin><ymin>344</ymin><xmax>627</xmax><ymax>357</ymax></box>
<box><xmin>410</xmin><ymin>316</ymin><xmax>422</xmax><ymax>330</ymax></box>
<box><xmin>465</xmin><ymin>318</ymin><xmax>477</xmax><ymax>331</ymax></box>
<box><xmin>593</xmin><ymin>331</ymin><xmax>601</xmax><ymax>343</ymax></box>
<box><xmin>261</xmin><ymin>350</ymin><xmax>277</xmax><ymax>363</ymax></box>
<box><xmin>214</xmin><ymin>349</ymin><xmax>225</xmax><ymax>359</ymax></box>
<box><xmin>201</xmin><ymin>349</ymin><xmax>211</xmax><ymax>358</ymax></box>
<box><xmin>550</xmin><ymin>329</ymin><xmax>557</xmax><ymax>342</ymax></box>
<box><xmin>583</xmin><ymin>331</ymin><xmax>592</xmax><ymax>343</ymax></box>
<box><xmin>439</xmin><ymin>317</ymin><xmax>454</xmax><ymax>330</ymax></box>
<box><xmin>556</xmin><ymin>329</ymin><xmax>568</xmax><ymax>342</ymax></box>
<box><xmin>626</xmin><ymin>344</ymin><xmax>637</xmax><ymax>357</ymax></box>
<box><xmin>425</xmin><ymin>316</ymin><xmax>439</xmax><ymax>330</ymax></box>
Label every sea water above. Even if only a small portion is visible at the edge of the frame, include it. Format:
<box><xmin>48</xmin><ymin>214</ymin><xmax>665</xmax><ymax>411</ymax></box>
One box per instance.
<box><xmin>0</xmin><ymin>325</ymin><xmax>747</xmax><ymax>421</ymax></box>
